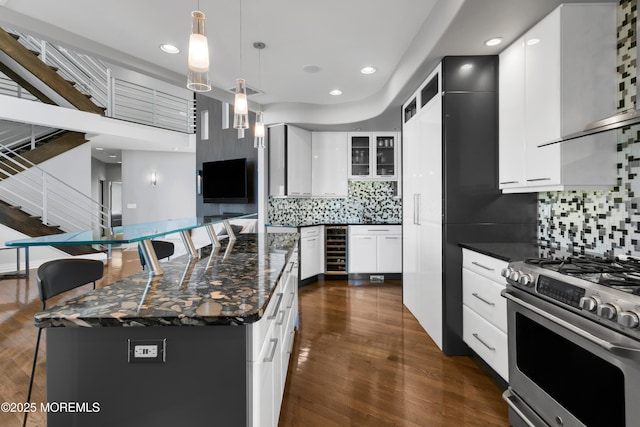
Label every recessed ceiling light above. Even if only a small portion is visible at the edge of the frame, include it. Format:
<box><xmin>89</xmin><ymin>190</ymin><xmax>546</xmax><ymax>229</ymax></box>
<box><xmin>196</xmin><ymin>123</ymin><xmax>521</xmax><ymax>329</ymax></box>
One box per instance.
<box><xmin>527</xmin><ymin>38</ymin><xmax>540</xmax><ymax>46</ymax></box>
<box><xmin>303</xmin><ymin>64</ymin><xmax>321</xmax><ymax>73</ymax></box>
<box><xmin>460</xmin><ymin>63</ymin><xmax>473</xmax><ymax>71</ymax></box>
<box><xmin>360</xmin><ymin>66</ymin><xmax>377</xmax><ymax>75</ymax></box>
<box><xmin>160</xmin><ymin>44</ymin><xmax>180</xmax><ymax>54</ymax></box>
<box><xmin>109</xmin><ymin>154</ymin><xmax>117</xmax><ymax>158</ymax></box>
<box><xmin>484</xmin><ymin>37</ymin><xmax>503</xmax><ymax>47</ymax></box>
<box><xmin>95</xmin><ymin>147</ymin><xmax>104</xmax><ymax>151</ymax></box>
<box><xmin>117</xmin><ymin>161</ymin><xmax>122</xmax><ymax>164</ymax></box>
<box><xmin>329</xmin><ymin>89</ymin><xmax>342</xmax><ymax>96</ymax></box>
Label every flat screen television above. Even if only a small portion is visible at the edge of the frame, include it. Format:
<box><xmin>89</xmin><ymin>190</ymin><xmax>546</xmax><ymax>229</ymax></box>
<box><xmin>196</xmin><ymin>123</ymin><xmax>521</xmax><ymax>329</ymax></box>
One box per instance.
<box><xmin>202</xmin><ymin>158</ymin><xmax>249</xmax><ymax>203</ymax></box>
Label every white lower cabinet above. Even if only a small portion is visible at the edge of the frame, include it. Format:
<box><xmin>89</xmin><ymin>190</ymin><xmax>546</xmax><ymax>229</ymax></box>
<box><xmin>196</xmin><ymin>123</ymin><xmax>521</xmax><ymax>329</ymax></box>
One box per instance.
<box><xmin>348</xmin><ymin>225</ymin><xmax>402</xmax><ymax>273</ymax></box>
<box><xmin>349</xmin><ymin>234</ymin><xmax>378</xmax><ymax>273</ymax></box>
<box><xmin>248</xmin><ymin>250</ymin><xmax>298</xmax><ymax>427</ymax></box>
<box><xmin>462</xmin><ymin>249</ymin><xmax>508</xmax><ymax>381</ymax></box>
<box><xmin>300</xmin><ymin>226</ymin><xmax>324</xmax><ymax>279</ymax></box>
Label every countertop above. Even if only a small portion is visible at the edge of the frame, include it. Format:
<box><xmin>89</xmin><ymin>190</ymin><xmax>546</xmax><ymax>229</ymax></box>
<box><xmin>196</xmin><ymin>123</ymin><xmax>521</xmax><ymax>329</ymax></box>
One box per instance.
<box><xmin>266</xmin><ymin>221</ymin><xmax>401</xmax><ymax>228</ymax></box>
<box><xmin>35</xmin><ymin>233</ymin><xmax>298</xmax><ymax>328</ymax></box>
<box><xmin>459</xmin><ymin>242</ymin><xmax>555</xmax><ymax>262</ymax></box>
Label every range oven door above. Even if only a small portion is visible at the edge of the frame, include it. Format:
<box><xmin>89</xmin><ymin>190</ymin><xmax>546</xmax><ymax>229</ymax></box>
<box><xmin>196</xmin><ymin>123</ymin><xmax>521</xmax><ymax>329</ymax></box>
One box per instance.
<box><xmin>503</xmin><ymin>288</ymin><xmax>640</xmax><ymax>427</ymax></box>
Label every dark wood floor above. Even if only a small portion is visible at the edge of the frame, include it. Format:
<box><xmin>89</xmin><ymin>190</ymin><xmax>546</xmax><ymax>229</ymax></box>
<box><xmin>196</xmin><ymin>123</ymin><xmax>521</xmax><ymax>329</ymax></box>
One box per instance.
<box><xmin>280</xmin><ymin>279</ymin><xmax>509</xmax><ymax>426</ymax></box>
<box><xmin>0</xmin><ymin>250</ymin><xmax>509</xmax><ymax>426</ymax></box>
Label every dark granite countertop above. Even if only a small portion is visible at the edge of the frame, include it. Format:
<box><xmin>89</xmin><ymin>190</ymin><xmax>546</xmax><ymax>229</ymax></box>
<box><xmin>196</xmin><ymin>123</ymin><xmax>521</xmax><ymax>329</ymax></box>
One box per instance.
<box><xmin>266</xmin><ymin>222</ymin><xmax>401</xmax><ymax>228</ymax></box>
<box><xmin>35</xmin><ymin>233</ymin><xmax>298</xmax><ymax>328</ymax></box>
<box><xmin>459</xmin><ymin>242</ymin><xmax>545</xmax><ymax>262</ymax></box>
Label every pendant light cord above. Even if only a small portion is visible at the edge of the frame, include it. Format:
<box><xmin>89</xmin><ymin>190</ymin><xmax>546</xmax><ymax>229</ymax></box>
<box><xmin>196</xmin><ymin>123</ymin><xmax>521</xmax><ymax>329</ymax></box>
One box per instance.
<box><xmin>239</xmin><ymin>0</ymin><xmax>243</xmax><ymax>76</ymax></box>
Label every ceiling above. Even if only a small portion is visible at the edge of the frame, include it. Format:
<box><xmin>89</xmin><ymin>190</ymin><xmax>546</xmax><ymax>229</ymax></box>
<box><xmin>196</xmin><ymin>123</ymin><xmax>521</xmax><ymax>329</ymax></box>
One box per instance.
<box><xmin>0</xmin><ymin>0</ymin><xmax>614</xmax><ymax>136</ymax></box>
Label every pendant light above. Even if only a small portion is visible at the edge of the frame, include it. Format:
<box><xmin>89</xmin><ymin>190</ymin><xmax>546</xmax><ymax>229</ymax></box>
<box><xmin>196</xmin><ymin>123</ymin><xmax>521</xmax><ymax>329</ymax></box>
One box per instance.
<box><xmin>233</xmin><ymin>0</ymin><xmax>249</xmax><ymax>130</ymax></box>
<box><xmin>187</xmin><ymin>5</ymin><xmax>211</xmax><ymax>92</ymax></box>
<box><xmin>253</xmin><ymin>42</ymin><xmax>266</xmax><ymax>149</ymax></box>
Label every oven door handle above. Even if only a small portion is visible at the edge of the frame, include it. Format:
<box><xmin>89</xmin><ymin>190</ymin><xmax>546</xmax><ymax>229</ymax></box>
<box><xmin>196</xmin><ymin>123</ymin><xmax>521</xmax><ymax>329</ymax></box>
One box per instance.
<box><xmin>503</xmin><ymin>290</ymin><xmax>640</xmax><ymax>361</ymax></box>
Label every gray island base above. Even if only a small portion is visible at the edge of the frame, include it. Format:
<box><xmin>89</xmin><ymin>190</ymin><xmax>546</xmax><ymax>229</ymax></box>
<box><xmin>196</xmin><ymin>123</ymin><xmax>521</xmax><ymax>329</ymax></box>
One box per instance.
<box><xmin>37</xmin><ymin>233</ymin><xmax>299</xmax><ymax>427</ymax></box>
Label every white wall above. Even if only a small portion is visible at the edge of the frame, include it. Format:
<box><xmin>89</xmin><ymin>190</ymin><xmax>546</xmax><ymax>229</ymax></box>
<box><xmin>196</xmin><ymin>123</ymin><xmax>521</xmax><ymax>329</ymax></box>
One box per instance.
<box><xmin>121</xmin><ymin>150</ymin><xmax>196</xmax><ymax>225</ymax></box>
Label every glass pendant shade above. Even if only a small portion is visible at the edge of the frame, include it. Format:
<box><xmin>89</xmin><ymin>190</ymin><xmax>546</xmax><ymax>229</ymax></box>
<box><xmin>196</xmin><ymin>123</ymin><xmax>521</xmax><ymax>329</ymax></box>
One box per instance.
<box><xmin>233</xmin><ymin>78</ymin><xmax>249</xmax><ymax>129</ymax></box>
<box><xmin>254</xmin><ymin>111</ymin><xmax>265</xmax><ymax>148</ymax></box>
<box><xmin>187</xmin><ymin>11</ymin><xmax>211</xmax><ymax>92</ymax></box>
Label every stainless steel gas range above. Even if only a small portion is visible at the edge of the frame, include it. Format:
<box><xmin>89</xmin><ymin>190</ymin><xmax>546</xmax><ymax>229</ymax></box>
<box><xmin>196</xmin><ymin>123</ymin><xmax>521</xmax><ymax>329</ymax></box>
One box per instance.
<box><xmin>501</xmin><ymin>255</ymin><xmax>640</xmax><ymax>427</ymax></box>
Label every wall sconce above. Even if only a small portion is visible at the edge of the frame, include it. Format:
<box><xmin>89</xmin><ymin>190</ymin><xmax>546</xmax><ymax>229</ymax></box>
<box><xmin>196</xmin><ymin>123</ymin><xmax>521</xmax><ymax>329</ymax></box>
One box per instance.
<box><xmin>197</xmin><ymin>169</ymin><xmax>202</xmax><ymax>194</ymax></box>
<box><xmin>151</xmin><ymin>172</ymin><xmax>157</xmax><ymax>187</ymax></box>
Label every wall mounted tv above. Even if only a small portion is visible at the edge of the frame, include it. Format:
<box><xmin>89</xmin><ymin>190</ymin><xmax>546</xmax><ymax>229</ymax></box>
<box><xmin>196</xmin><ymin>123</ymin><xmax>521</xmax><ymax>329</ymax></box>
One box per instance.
<box><xmin>202</xmin><ymin>158</ymin><xmax>249</xmax><ymax>203</ymax></box>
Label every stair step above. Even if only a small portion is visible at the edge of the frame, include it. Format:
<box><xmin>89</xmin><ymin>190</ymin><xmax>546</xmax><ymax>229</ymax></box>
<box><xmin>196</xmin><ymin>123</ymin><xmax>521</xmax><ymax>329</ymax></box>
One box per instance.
<box><xmin>27</xmin><ymin>48</ymin><xmax>40</xmax><ymax>57</ymax></box>
<box><xmin>65</xmin><ymin>80</ymin><xmax>76</xmax><ymax>86</ymax></box>
<box><xmin>9</xmin><ymin>33</ymin><xmax>19</xmax><ymax>40</ymax></box>
<box><xmin>10</xmin><ymin>205</ymin><xmax>22</xmax><ymax>210</ymax></box>
<box><xmin>48</xmin><ymin>65</ymin><xmax>59</xmax><ymax>72</ymax></box>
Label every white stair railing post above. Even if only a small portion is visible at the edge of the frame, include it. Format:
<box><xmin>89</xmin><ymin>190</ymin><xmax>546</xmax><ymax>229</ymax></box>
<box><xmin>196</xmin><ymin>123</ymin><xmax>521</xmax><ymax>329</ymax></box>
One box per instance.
<box><xmin>41</xmin><ymin>172</ymin><xmax>48</xmax><ymax>225</ymax></box>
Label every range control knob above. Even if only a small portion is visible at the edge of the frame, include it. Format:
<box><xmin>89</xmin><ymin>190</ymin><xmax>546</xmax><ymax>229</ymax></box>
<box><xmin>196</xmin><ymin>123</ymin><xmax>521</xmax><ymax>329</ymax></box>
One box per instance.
<box><xmin>501</xmin><ymin>268</ymin><xmax>513</xmax><ymax>279</ymax></box>
<box><xmin>617</xmin><ymin>311</ymin><xmax>640</xmax><ymax>329</ymax></box>
<box><xmin>509</xmin><ymin>270</ymin><xmax>522</xmax><ymax>282</ymax></box>
<box><xmin>579</xmin><ymin>297</ymin><xmax>598</xmax><ymax>312</ymax></box>
<box><xmin>518</xmin><ymin>274</ymin><xmax>534</xmax><ymax>287</ymax></box>
<box><xmin>597</xmin><ymin>303</ymin><xmax>618</xmax><ymax>321</ymax></box>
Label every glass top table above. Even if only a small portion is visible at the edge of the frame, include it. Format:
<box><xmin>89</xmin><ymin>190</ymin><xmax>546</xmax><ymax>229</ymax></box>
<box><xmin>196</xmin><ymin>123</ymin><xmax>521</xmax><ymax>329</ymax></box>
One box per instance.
<box><xmin>5</xmin><ymin>214</ymin><xmax>257</xmax><ymax>276</ymax></box>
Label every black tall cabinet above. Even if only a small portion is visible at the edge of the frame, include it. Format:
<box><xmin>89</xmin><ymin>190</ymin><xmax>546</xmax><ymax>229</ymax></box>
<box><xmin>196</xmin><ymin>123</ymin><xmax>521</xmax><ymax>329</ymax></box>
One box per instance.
<box><xmin>402</xmin><ymin>56</ymin><xmax>537</xmax><ymax>356</ymax></box>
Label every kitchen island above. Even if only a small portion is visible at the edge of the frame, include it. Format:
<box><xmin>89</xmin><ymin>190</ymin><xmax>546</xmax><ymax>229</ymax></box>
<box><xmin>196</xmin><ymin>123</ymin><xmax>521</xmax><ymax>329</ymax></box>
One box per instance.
<box><xmin>33</xmin><ymin>233</ymin><xmax>299</xmax><ymax>427</ymax></box>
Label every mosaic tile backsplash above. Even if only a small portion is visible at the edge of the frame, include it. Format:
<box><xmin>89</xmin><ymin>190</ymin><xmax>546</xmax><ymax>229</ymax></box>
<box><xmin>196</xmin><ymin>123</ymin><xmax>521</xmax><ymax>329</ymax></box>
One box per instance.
<box><xmin>538</xmin><ymin>0</ymin><xmax>640</xmax><ymax>257</ymax></box>
<box><xmin>268</xmin><ymin>181</ymin><xmax>402</xmax><ymax>225</ymax></box>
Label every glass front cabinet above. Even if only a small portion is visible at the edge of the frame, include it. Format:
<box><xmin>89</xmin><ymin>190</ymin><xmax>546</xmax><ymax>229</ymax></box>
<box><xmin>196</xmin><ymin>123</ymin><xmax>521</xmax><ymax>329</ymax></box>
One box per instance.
<box><xmin>347</xmin><ymin>132</ymin><xmax>398</xmax><ymax>180</ymax></box>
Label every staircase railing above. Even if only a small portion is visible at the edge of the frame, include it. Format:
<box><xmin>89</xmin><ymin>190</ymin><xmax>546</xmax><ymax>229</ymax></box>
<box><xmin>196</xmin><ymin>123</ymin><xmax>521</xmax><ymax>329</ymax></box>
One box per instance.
<box><xmin>2</xmin><ymin>28</ymin><xmax>196</xmax><ymax>134</ymax></box>
<box><xmin>0</xmin><ymin>142</ymin><xmax>109</xmax><ymax>233</ymax></box>
<box><xmin>0</xmin><ymin>124</ymin><xmax>64</xmax><ymax>153</ymax></box>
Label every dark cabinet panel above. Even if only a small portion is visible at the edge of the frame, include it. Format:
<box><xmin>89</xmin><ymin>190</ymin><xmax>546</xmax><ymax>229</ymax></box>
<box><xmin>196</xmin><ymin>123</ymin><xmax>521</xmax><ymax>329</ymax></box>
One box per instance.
<box><xmin>441</xmin><ymin>56</ymin><xmax>498</xmax><ymax>92</ymax></box>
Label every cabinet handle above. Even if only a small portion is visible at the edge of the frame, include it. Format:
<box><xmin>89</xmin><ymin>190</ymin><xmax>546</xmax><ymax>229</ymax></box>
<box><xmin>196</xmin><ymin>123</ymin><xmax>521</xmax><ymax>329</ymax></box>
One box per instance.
<box><xmin>285</xmin><ymin>261</ymin><xmax>295</xmax><ymax>273</ymax></box>
<box><xmin>414</xmin><ymin>194</ymin><xmax>421</xmax><ymax>225</ymax></box>
<box><xmin>472</xmin><ymin>333</ymin><xmax>495</xmax><ymax>351</ymax></box>
<box><xmin>472</xmin><ymin>292</ymin><xmax>495</xmax><ymax>306</ymax></box>
<box><xmin>264</xmin><ymin>338</ymin><xmax>279</xmax><ymax>363</ymax></box>
<box><xmin>306</xmin><ymin>237</ymin><xmax>318</xmax><ymax>242</ymax></box>
<box><xmin>526</xmin><ymin>178</ymin><xmax>551</xmax><ymax>182</ymax></box>
<box><xmin>471</xmin><ymin>261</ymin><xmax>494</xmax><ymax>271</ymax></box>
<box><xmin>268</xmin><ymin>293</ymin><xmax>284</xmax><ymax>320</ymax></box>
<box><xmin>499</xmin><ymin>181</ymin><xmax>518</xmax><ymax>185</ymax></box>
<box><xmin>369</xmin><ymin>229</ymin><xmax>390</xmax><ymax>232</ymax></box>
<box><xmin>277</xmin><ymin>310</ymin><xmax>286</xmax><ymax>326</ymax></box>
<box><xmin>286</xmin><ymin>290</ymin><xmax>296</xmax><ymax>308</ymax></box>
<box><xmin>385</xmin><ymin>236</ymin><xmax>399</xmax><ymax>240</ymax></box>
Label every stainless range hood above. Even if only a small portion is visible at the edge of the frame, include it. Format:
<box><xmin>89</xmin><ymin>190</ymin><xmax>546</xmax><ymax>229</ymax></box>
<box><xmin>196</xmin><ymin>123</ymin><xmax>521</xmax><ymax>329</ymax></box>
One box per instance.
<box><xmin>538</xmin><ymin>109</ymin><xmax>640</xmax><ymax>147</ymax></box>
<box><xmin>540</xmin><ymin>17</ymin><xmax>638</xmax><ymax>147</ymax></box>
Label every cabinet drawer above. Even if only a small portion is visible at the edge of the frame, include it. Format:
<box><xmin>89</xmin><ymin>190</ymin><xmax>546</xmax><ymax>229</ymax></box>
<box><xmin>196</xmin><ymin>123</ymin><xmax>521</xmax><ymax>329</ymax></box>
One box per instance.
<box><xmin>463</xmin><ymin>306</ymin><xmax>508</xmax><ymax>381</ymax></box>
<box><xmin>462</xmin><ymin>249</ymin><xmax>508</xmax><ymax>284</ymax></box>
<box><xmin>300</xmin><ymin>226</ymin><xmax>321</xmax><ymax>239</ymax></box>
<box><xmin>462</xmin><ymin>268</ymin><xmax>507</xmax><ymax>333</ymax></box>
<box><xmin>349</xmin><ymin>225</ymin><xmax>401</xmax><ymax>236</ymax></box>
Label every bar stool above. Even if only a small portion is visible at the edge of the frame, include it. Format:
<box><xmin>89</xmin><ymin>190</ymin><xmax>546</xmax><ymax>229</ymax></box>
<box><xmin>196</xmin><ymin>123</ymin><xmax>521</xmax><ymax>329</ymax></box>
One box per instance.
<box><xmin>138</xmin><ymin>240</ymin><xmax>175</xmax><ymax>269</ymax></box>
<box><xmin>24</xmin><ymin>258</ymin><xmax>104</xmax><ymax>427</ymax></box>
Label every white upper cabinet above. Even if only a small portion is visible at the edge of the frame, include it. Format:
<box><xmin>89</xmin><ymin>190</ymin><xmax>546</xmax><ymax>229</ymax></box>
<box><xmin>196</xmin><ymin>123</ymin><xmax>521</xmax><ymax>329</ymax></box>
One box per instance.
<box><xmin>499</xmin><ymin>4</ymin><xmax>617</xmax><ymax>193</ymax></box>
<box><xmin>286</xmin><ymin>125</ymin><xmax>312</xmax><ymax>196</ymax></box>
<box><xmin>311</xmin><ymin>132</ymin><xmax>348</xmax><ymax>197</ymax></box>
<box><xmin>347</xmin><ymin>132</ymin><xmax>399</xmax><ymax>180</ymax></box>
